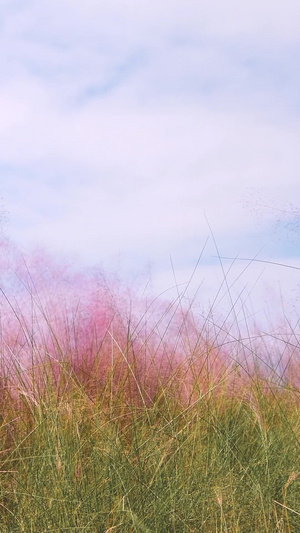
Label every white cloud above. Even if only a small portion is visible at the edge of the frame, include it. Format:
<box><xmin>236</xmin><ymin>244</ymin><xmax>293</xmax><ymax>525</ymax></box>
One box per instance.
<box><xmin>2</xmin><ymin>85</ymin><xmax>300</xmax><ymax>259</ymax></box>
<box><xmin>0</xmin><ymin>0</ymin><xmax>300</xmax><ymax>325</ymax></box>
<box><xmin>5</xmin><ymin>0</ymin><xmax>300</xmax><ymax>43</ymax></box>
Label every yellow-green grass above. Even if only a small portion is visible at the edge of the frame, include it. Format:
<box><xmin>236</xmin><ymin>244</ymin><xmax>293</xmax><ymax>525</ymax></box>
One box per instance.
<box><xmin>0</xmin><ymin>248</ymin><xmax>299</xmax><ymax>532</ymax></box>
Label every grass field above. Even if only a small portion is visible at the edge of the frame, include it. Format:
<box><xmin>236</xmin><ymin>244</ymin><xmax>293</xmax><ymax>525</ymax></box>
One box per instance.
<box><xmin>0</xmin><ymin>246</ymin><xmax>299</xmax><ymax>532</ymax></box>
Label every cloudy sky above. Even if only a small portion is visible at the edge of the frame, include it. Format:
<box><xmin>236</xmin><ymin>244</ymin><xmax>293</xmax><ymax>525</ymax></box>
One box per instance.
<box><xmin>1</xmin><ymin>0</ymin><xmax>300</xmax><ymax>325</ymax></box>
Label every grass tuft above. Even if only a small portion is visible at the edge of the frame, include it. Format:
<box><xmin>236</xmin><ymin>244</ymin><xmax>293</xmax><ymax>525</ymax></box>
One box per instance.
<box><xmin>0</xmin><ymin>246</ymin><xmax>298</xmax><ymax>531</ymax></box>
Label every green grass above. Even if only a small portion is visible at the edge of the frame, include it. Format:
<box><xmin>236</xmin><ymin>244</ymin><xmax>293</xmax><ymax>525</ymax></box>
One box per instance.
<box><xmin>0</xmin><ymin>248</ymin><xmax>299</xmax><ymax>531</ymax></box>
<box><xmin>0</xmin><ymin>358</ymin><xmax>299</xmax><ymax>532</ymax></box>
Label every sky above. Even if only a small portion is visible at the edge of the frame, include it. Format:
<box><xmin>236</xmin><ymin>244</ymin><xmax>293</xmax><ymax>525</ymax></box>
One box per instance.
<box><xmin>1</xmin><ymin>0</ymin><xmax>300</xmax><ymax>328</ymax></box>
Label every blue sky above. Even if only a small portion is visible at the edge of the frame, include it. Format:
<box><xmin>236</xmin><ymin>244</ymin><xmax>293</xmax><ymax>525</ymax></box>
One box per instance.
<box><xmin>1</xmin><ymin>0</ymin><xmax>300</xmax><ymax>326</ymax></box>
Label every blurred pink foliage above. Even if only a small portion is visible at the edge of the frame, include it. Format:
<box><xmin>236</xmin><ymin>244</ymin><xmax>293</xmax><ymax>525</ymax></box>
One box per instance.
<box><xmin>0</xmin><ymin>239</ymin><xmax>298</xmax><ymax>405</ymax></box>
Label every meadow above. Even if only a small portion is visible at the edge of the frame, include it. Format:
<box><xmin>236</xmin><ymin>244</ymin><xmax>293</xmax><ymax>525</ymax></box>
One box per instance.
<box><xmin>0</xmin><ymin>242</ymin><xmax>299</xmax><ymax>532</ymax></box>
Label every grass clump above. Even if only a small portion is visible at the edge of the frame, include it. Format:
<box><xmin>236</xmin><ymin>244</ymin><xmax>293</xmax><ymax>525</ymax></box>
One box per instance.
<box><xmin>0</xmin><ymin>376</ymin><xmax>299</xmax><ymax>532</ymax></box>
<box><xmin>0</xmin><ymin>247</ymin><xmax>298</xmax><ymax>531</ymax></box>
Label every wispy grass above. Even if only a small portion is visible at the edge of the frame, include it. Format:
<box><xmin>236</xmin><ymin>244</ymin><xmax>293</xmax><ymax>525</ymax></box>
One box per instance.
<box><xmin>0</xmin><ymin>245</ymin><xmax>299</xmax><ymax>532</ymax></box>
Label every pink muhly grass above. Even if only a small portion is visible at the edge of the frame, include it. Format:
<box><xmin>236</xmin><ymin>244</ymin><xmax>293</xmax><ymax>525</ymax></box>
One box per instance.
<box><xmin>0</xmin><ymin>242</ymin><xmax>298</xmax><ymax>410</ymax></box>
